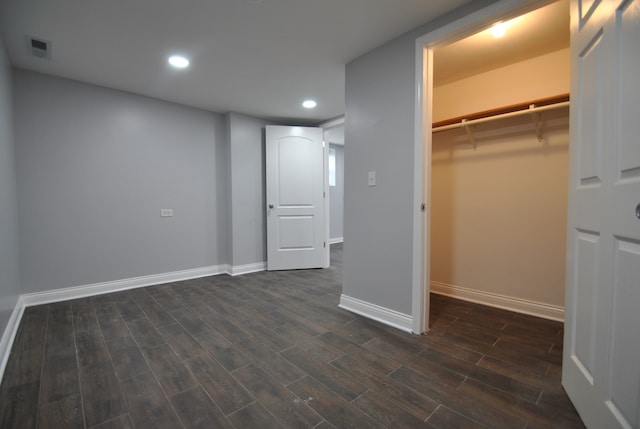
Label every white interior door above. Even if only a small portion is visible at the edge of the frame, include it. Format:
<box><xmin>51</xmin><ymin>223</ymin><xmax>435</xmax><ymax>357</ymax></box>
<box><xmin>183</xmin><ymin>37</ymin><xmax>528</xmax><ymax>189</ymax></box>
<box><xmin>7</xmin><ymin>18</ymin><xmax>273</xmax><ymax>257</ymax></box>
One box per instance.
<box><xmin>266</xmin><ymin>125</ymin><xmax>326</xmax><ymax>271</ymax></box>
<box><xmin>563</xmin><ymin>0</ymin><xmax>640</xmax><ymax>428</ymax></box>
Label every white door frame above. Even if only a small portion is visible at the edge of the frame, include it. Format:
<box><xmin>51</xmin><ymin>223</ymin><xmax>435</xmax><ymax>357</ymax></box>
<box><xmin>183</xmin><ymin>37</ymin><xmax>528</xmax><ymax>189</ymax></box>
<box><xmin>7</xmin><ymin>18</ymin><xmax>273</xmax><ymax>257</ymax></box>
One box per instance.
<box><xmin>320</xmin><ymin>116</ymin><xmax>346</xmax><ymax>266</ymax></box>
<box><xmin>411</xmin><ymin>0</ymin><xmax>554</xmax><ymax>333</ymax></box>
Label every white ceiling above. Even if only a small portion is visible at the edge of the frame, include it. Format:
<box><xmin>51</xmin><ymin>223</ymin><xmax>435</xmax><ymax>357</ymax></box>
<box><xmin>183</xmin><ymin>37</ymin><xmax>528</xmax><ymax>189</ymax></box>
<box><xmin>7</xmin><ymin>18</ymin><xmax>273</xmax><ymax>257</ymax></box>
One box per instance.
<box><xmin>0</xmin><ymin>0</ymin><xmax>473</xmax><ymax>124</ymax></box>
<box><xmin>434</xmin><ymin>0</ymin><xmax>569</xmax><ymax>86</ymax></box>
<box><xmin>0</xmin><ymin>0</ymin><xmax>568</xmax><ymax>124</ymax></box>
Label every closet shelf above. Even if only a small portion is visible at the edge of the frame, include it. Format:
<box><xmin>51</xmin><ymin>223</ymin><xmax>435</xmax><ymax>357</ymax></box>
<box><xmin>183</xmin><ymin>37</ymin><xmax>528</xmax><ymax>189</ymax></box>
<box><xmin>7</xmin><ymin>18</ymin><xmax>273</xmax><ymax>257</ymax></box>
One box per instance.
<box><xmin>432</xmin><ymin>94</ymin><xmax>570</xmax><ymax>146</ymax></box>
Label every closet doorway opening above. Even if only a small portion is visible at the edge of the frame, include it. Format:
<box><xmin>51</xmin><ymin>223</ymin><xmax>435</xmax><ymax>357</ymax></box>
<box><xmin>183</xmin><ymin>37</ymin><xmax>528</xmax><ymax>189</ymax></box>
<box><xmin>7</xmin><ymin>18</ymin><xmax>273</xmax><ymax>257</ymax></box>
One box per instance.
<box><xmin>412</xmin><ymin>0</ymin><xmax>570</xmax><ymax>333</ymax></box>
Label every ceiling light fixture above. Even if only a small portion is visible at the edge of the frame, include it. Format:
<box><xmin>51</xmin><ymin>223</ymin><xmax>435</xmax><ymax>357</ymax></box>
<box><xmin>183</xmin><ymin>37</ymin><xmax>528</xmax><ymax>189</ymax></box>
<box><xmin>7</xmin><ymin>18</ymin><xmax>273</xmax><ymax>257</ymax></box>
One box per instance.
<box><xmin>168</xmin><ymin>55</ymin><xmax>190</xmax><ymax>68</ymax></box>
<box><xmin>302</xmin><ymin>99</ymin><xmax>317</xmax><ymax>109</ymax></box>
<box><xmin>492</xmin><ymin>22</ymin><xmax>507</xmax><ymax>38</ymax></box>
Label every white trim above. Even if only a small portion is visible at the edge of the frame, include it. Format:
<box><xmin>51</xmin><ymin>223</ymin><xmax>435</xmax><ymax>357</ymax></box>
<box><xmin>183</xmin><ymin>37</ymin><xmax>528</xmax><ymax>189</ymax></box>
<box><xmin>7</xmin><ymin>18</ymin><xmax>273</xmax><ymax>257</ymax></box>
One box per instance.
<box><xmin>329</xmin><ymin>237</ymin><xmax>343</xmax><ymax>244</ymax></box>
<box><xmin>21</xmin><ymin>265</ymin><xmax>227</xmax><ymax>307</ymax></box>
<box><xmin>1</xmin><ymin>261</ymin><xmax>269</xmax><ymax>381</ymax></box>
<box><xmin>339</xmin><ymin>294</ymin><xmax>413</xmax><ymax>333</ymax></box>
<box><xmin>323</xmin><ymin>138</ymin><xmax>330</xmax><ymax>268</ymax></box>
<box><xmin>319</xmin><ymin>117</ymin><xmax>344</xmax><ymax>266</ymax></box>
<box><xmin>228</xmin><ymin>262</ymin><xmax>266</xmax><ymax>276</ymax></box>
<box><xmin>319</xmin><ymin>116</ymin><xmax>345</xmax><ymax>130</ymax></box>
<box><xmin>430</xmin><ymin>281</ymin><xmax>565</xmax><ymax>322</ymax></box>
<box><xmin>0</xmin><ymin>296</ymin><xmax>26</xmax><ymax>383</ymax></box>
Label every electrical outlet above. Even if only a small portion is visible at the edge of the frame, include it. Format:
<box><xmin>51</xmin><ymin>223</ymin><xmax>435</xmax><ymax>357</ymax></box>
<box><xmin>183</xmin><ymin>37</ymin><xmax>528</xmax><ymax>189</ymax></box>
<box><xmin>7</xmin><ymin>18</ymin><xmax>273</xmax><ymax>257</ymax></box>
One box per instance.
<box><xmin>160</xmin><ymin>209</ymin><xmax>173</xmax><ymax>217</ymax></box>
<box><xmin>368</xmin><ymin>171</ymin><xmax>376</xmax><ymax>187</ymax></box>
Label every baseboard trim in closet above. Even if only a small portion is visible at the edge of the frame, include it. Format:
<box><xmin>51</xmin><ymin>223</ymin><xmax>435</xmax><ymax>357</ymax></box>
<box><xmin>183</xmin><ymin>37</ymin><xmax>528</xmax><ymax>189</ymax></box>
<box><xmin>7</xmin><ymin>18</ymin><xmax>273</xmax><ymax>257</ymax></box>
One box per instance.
<box><xmin>339</xmin><ymin>294</ymin><xmax>413</xmax><ymax>333</ymax></box>
<box><xmin>430</xmin><ymin>281</ymin><xmax>564</xmax><ymax>322</ymax></box>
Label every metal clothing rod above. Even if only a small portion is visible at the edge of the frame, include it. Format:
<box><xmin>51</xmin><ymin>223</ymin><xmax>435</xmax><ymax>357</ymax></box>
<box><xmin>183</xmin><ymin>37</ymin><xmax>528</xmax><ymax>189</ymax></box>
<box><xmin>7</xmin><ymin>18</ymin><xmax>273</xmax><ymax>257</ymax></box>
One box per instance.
<box><xmin>432</xmin><ymin>101</ymin><xmax>570</xmax><ymax>133</ymax></box>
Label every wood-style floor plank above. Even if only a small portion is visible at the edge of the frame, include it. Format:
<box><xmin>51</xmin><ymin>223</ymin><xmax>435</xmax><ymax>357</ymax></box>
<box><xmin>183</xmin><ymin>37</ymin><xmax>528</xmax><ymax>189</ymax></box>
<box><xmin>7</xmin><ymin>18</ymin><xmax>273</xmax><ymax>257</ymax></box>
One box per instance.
<box><xmin>106</xmin><ymin>335</ymin><xmax>150</xmax><ymax>381</ymax></box>
<box><xmin>352</xmin><ymin>390</ymin><xmax>436</xmax><ymax>429</ymax></box>
<box><xmin>226</xmin><ymin>401</ymin><xmax>284</xmax><ymax>429</ymax></box>
<box><xmin>183</xmin><ymin>353</ymin><xmax>253</xmax><ymax>415</ymax></box>
<box><xmin>119</xmin><ymin>372</ymin><xmax>183</xmax><ymax>429</ymax></box>
<box><xmin>92</xmin><ymin>414</ymin><xmax>135</xmax><ymax>429</ymax></box>
<box><xmin>170</xmin><ymin>386</ymin><xmax>234</xmax><ymax>429</ymax></box>
<box><xmin>330</xmin><ymin>354</ymin><xmax>439</xmax><ymax>421</ymax></box>
<box><xmin>390</xmin><ymin>365</ymin><xmax>528</xmax><ymax>429</ymax></box>
<box><xmin>280</xmin><ymin>346</ymin><xmax>367</xmax><ymax>402</ymax></box>
<box><xmin>0</xmin><ymin>381</ymin><xmax>40</xmax><ymax>429</ymax></box>
<box><xmin>287</xmin><ymin>376</ymin><xmax>387</xmax><ymax>429</ymax></box>
<box><xmin>426</xmin><ymin>405</ymin><xmax>487</xmax><ymax>429</ymax></box>
<box><xmin>78</xmin><ymin>361</ymin><xmax>128</xmax><ymax>427</ymax></box>
<box><xmin>232</xmin><ymin>363</ymin><xmax>323</xmax><ymax>429</ymax></box>
<box><xmin>0</xmin><ymin>243</ymin><xmax>585</xmax><ymax>429</ymax></box>
<box><xmin>36</xmin><ymin>393</ymin><xmax>84</xmax><ymax>429</ymax></box>
<box><xmin>141</xmin><ymin>343</ymin><xmax>198</xmax><ymax>398</ymax></box>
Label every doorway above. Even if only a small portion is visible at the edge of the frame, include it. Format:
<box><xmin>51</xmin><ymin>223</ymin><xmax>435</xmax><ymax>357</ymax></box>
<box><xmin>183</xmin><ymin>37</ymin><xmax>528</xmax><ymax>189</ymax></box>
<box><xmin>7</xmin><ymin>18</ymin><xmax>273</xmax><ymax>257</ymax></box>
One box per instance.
<box><xmin>321</xmin><ymin>117</ymin><xmax>345</xmax><ymax>249</ymax></box>
<box><xmin>412</xmin><ymin>0</ymin><xmax>570</xmax><ymax>333</ymax></box>
<box><xmin>429</xmin><ymin>1</ymin><xmax>570</xmax><ymax>321</ymax></box>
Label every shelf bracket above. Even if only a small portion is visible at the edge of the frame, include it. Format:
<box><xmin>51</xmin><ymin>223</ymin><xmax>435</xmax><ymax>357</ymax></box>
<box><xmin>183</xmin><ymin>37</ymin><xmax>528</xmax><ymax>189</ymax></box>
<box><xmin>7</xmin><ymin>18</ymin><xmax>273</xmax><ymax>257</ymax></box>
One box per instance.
<box><xmin>529</xmin><ymin>104</ymin><xmax>544</xmax><ymax>142</ymax></box>
<box><xmin>461</xmin><ymin>119</ymin><xmax>476</xmax><ymax>149</ymax></box>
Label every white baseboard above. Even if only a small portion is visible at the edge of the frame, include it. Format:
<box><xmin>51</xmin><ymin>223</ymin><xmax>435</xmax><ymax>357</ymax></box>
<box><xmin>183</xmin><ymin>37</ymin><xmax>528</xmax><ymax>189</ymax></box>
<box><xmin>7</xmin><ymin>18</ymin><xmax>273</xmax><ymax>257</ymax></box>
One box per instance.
<box><xmin>0</xmin><ymin>296</ymin><xmax>26</xmax><ymax>384</ymax></box>
<box><xmin>21</xmin><ymin>265</ymin><xmax>228</xmax><ymax>307</ymax></box>
<box><xmin>228</xmin><ymin>262</ymin><xmax>266</xmax><ymax>276</ymax></box>
<box><xmin>329</xmin><ymin>237</ymin><xmax>344</xmax><ymax>244</ymax></box>
<box><xmin>339</xmin><ymin>294</ymin><xmax>413</xmax><ymax>333</ymax></box>
<box><xmin>2</xmin><ymin>261</ymin><xmax>269</xmax><ymax>380</ymax></box>
<box><xmin>430</xmin><ymin>281</ymin><xmax>565</xmax><ymax>322</ymax></box>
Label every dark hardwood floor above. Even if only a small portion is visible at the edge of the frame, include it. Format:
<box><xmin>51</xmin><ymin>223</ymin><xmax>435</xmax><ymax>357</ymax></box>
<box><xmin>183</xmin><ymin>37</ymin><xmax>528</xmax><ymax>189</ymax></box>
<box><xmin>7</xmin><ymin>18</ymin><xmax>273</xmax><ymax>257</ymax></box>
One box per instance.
<box><xmin>0</xmin><ymin>243</ymin><xmax>584</xmax><ymax>428</ymax></box>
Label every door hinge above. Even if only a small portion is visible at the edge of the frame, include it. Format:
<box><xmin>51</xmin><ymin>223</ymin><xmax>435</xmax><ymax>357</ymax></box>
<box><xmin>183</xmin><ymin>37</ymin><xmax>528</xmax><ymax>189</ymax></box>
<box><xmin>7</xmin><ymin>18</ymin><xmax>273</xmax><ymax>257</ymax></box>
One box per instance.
<box><xmin>421</xmin><ymin>203</ymin><xmax>426</xmax><ymax>212</ymax></box>
<box><xmin>324</xmin><ymin>242</ymin><xmax>326</xmax><ymax>248</ymax></box>
<box><xmin>324</xmin><ymin>191</ymin><xmax>326</xmax><ymax>198</ymax></box>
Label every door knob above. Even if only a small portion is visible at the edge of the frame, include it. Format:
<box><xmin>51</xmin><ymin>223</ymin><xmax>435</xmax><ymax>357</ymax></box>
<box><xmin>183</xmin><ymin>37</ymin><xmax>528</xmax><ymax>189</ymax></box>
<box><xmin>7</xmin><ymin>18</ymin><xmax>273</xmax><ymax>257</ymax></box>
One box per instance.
<box><xmin>636</xmin><ymin>203</ymin><xmax>640</xmax><ymax>219</ymax></box>
<box><xmin>269</xmin><ymin>204</ymin><xmax>274</xmax><ymax>209</ymax></box>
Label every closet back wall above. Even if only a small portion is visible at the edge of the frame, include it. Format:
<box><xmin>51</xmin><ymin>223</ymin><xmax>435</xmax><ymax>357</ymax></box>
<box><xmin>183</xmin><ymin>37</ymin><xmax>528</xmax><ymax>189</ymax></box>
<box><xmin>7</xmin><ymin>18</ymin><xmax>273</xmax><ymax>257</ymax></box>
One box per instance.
<box><xmin>430</xmin><ymin>48</ymin><xmax>570</xmax><ymax>310</ymax></box>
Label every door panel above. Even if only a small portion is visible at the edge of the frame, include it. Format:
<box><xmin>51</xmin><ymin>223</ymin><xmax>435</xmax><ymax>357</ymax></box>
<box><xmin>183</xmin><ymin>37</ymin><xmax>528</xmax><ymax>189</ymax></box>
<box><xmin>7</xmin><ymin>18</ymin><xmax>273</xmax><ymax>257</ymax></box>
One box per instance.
<box><xmin>572</xmin><ymin>231</ymin><xmax>599</xmax><ymax>383</ymax></box>
<box><xmin>577</xmin><ymin>30</ymin><xmax>603</xmax><ymax>184</ymax></box>
<box><xmin>278</xmin><ymin>137</ymin><xmax>316</xmax><ymax>205</ymax></box>
<box><xmin>610</xmin><ymin>239</ymin><xmax>640</xmax><ymax>424</ymax></box>
<box><xmin>619</xmin><ymin>3</ymin><xmax>640</xmax><ymax>173</ymax></box>
<box><xmin>266</xmin><ymin>125</ymin><xmax>326</xmax><ymax>271</ymax></box>
<box><xmin>563</xmin><ymin>0</ymin><xmax>640</xmax><ymax>428</ymax></box>
<box><xmin>277</xmin><ymin>216</ymin><xmax>315</xmax><ymax>249</ymax></box>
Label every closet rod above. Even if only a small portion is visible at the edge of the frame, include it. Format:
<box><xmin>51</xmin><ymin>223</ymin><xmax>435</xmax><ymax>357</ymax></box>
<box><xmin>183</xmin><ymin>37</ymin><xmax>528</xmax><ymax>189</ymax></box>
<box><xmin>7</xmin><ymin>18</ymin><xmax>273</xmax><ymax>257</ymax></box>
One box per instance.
<box><xmin>432</xmin><ymin>100</ymin><xmax>570</xmax><ymax>133</ymax></box>
<box><xmin>431</xmin><ymin>93</ymin><xmax>570</xmax><ymax>131</ymax></box>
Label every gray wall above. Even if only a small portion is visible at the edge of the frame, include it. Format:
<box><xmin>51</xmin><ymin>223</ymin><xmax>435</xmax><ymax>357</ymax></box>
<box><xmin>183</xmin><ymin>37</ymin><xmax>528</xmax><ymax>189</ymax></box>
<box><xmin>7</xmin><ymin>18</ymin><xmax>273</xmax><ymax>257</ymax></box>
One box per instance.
<box><xmin>14</xmin><ymin>70</ymin><xmax>228</xmax><ymax>293</ymax></box>
<box><xmin>343</xmin><ymin>0</ymin><xmax>497</xmax><ymax>315</ymax></box>
<box><xmin>329</xmin><ymin>144</ymin><xmax>344</xmax><ymax>241</ymax></box>
<box><xmin>0</xmin><ymin>37</ymin><xmax>21</xmax><ymax>335</ymax></box>
<box><xmin>226</xmin><ymin>112</ymin><xmax>274</xmax><ymax>267</ymax></box>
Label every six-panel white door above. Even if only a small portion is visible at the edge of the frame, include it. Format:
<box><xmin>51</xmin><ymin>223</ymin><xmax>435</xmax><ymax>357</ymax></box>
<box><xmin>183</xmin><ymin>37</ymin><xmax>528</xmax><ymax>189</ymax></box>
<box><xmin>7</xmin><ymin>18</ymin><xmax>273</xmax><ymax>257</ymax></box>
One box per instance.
<box><xmin>563</xmin><ymin>0</ymin><xmax>640</xmax><ymax>427</ymax></box>
<box><xmin>266</xmin><ymin>125</ymin><xmax>326</xmax><ymax>271</ymax></box>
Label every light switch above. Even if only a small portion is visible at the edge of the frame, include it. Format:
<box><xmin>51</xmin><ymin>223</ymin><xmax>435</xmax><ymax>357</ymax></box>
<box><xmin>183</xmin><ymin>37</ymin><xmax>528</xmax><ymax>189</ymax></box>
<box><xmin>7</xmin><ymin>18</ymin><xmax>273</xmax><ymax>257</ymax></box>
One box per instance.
<box><xmin>160</xmin><ymin>209</ymin><xmax>173</xmax><ymax>217</ymax></box>
<box><xmin>368</xmin><ymin>171</ymin><xmax>376</xmax><ymax>187</ymax></box>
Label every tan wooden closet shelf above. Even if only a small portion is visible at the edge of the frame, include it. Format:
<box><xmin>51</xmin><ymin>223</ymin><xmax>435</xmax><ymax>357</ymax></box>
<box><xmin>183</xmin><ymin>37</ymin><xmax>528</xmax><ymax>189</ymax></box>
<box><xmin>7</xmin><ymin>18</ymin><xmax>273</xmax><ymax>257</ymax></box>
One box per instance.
<box><xmin>432</xmin><ymin>93</ymin><xmax>570</xmax><ymax>146</ymax></box>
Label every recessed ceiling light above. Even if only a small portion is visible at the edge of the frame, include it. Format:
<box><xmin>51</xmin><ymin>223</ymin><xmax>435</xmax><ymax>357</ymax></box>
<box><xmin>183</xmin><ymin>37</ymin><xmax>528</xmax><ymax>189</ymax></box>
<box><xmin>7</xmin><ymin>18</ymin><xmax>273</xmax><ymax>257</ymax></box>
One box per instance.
<box><xmin>302</xmin><ymin>100</ymin><xmax>317</xmax><ymax>109</ymax></box>
<box><xmin>492</xmin><ymin>22</ymin><xmax>507</xmax><ymax>38</ymax></box>
<box><xmin>168</xmin><ymin>55</ymin><xmax>190</xmax><ymax>68</ymax></box>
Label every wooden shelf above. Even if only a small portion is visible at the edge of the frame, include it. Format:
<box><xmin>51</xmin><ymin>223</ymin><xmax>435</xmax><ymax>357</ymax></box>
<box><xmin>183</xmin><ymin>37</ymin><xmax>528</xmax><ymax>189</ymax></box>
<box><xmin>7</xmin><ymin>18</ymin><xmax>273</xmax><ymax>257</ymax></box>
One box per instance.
<box><xmin>432</xmin><ymin>93</ymin><xmax>570</xmax><ymax>129</ymax></box>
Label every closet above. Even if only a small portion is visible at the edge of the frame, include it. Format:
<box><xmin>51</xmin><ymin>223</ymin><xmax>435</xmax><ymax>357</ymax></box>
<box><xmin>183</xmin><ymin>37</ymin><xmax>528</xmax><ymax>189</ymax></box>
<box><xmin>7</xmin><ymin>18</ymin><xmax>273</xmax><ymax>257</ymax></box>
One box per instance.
<box><xmin>428</xmin><ymin>0</ymin><xmax>570</xmax><ymax>319</ymax></box>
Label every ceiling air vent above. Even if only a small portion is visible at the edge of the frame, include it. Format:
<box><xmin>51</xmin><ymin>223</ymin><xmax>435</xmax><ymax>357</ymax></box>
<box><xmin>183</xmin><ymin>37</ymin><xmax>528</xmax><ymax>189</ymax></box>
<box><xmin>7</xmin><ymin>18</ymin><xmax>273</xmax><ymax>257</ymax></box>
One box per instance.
<box><xmin>26</xmin><ymin>36</ymin><xmax>52</xmax><ymax>60</ymax></box>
